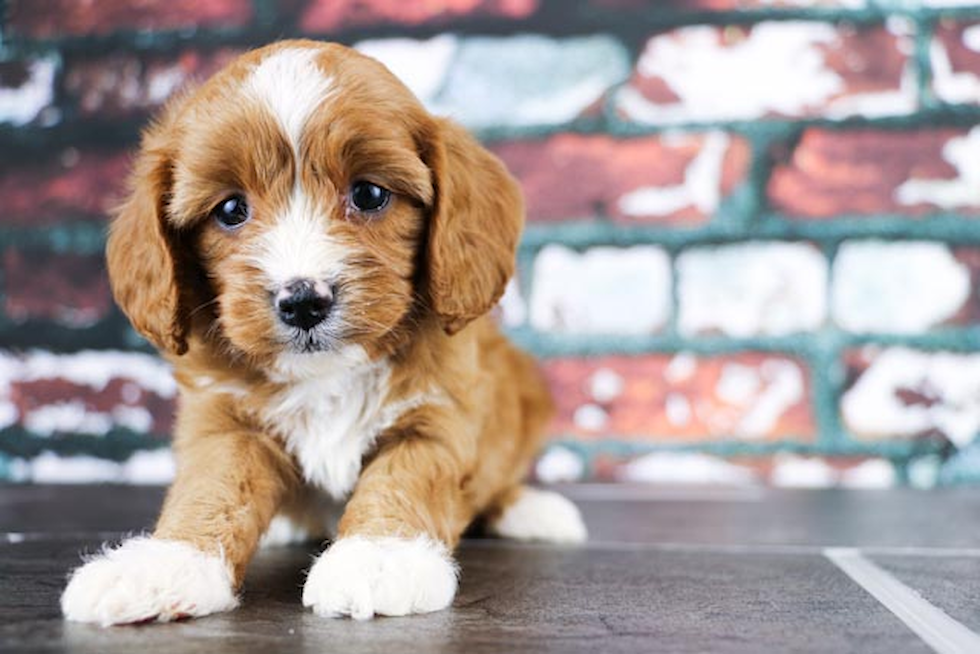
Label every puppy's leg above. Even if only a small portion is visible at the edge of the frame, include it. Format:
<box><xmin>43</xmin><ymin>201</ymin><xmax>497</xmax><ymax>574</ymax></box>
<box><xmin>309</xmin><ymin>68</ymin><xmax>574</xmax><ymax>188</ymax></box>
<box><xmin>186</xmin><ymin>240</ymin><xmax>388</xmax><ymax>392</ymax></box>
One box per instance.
<box><xmin>302</xmin><ymin>437</ymin><xmax>468</xmax><ymax>620</ymax></box>
<box><xmin>62</xmin><ymin>431</ymin><xmax>296</xmax><ymax>626</ymax></box>
<box><xmin>485</xmin><ymin>485</ymin><xmax>587</xmax><ymax>544</ymax></box>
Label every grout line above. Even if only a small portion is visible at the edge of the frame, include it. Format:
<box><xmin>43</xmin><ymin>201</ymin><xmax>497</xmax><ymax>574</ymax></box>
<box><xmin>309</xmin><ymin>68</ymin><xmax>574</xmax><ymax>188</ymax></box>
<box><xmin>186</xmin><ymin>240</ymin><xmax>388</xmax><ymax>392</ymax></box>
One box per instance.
<box><xmin>824</xmin><ymin>547</ymin><xmax>980</xmax><ymax>654</ymax></box>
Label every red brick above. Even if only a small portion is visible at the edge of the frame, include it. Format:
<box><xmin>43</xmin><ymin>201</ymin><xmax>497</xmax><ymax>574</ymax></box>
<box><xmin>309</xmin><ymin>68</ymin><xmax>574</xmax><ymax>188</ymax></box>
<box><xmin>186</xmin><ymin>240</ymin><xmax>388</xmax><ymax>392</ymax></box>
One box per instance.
<box><xmin>300</xmin><ymin>0</ymin><xmax>539</xmax><ymax>32</ymax></box>
<box><xmin>542</xmin><ymin>353</ymin><xmax>815</xmax><ymax>442</ymax></box>
<box><xmin>618</xmin><ymin>22</ymin><xmax>913</xmax><ymax>124</ymax></box>
<box><xmin>768</xmin><ymin>128</ymin><xmax>980</xmax><ymax>218</ymax></box>
<box><xmin>8</xmin><ymin>0</ymin><xmax>253</xmax><ymax>38</ymax></box>
<box><xmin>63</xmin><ymin>49</ymin><xmax>242</xmax><ymax>119</ymax></box>
<box><xmin>492</xmin><ymin>133</ymin><xmax>749</xmax><ymax>224</ymax></box>
<box><xmin>0</xmin><ymin>351</ymin><xmax>176</xmax><ymax>438</ymax></box>
<box><xmin>595</xmin><ymin>0</ymin><xmax>857</xmax><ymax>7</ymax></box>
<box><xmin>0</xmin><ymin>148</ymin><xmax>130</xmax><ymax>226</ymax></box>
<box><xmin>931</xmin><ymin>20</ymin><xmax>980</xmax><ymax>105</ymax></box>
<box><xmin>2</xmin><ymin>249</ymin><xmax>112</xmax><ymax>327</ymax></box>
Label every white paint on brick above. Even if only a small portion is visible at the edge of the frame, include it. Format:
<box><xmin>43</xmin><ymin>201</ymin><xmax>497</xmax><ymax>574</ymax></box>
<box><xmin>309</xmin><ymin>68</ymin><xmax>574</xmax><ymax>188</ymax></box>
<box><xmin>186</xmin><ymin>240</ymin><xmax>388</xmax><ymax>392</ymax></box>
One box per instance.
<box><xmin>497</xmin><ymin>279</ymin><xmax>526</xmax><ymax>328</ymax></box>
<box><xmin>929</xmin><ymin>34</ymin><xmax>980</xmax><ymax>104</ymax></box>
<box><xmin>0</xmin><ymin>57</ymin><xmax>57</xmax><ymax>126</ymax></box>
<box><xmin>840</xmin><ymin>459</ymin><xmax>896</xmax><ymax>489</ymax></box>
<box><xmin>963</xmin><ymin>24</ymin><xmax>980</xmax><ymax>52</ymax></box>
<box><xmin>664</xmin><ymin>393</ymin><xmax>692</xmax><ymax>427</ymax></box>
<box><xmin>770</xmin><ymin>455</ymin><xmax>837</xmax><ymax>488</ymax></box>
<box><xmin>535</xmin><ymin>446</ymin><xmax>585</xmax><ymax>484</ymax></box>
<box><xmin>618</xmin><ymin>131</ymin><xmax>730</xmax><ymax>217</ymax></box>
<box><xmin>678</xmin><ymin>242</ymin><xmax>828</xmax><ymax>337</ymax></box>
<box><xmin>9</xmin><ymin>448</ymin><xmax>175</xmax><ymax>485</ymax></box>
<box><xmin>0</xmin><ymin>350</ymin><xmax>175</xmax><ymax>397</ymax></box>
<box><xmin>842</xmin><ymin>347</ymin><xmax>980</xmax><ymax>447</ymax></box>
<box><xmin>617</xmin><ymin>452</ymin><xmax>757</xmax><ymax>486</ymax></box>
<box><xmin>573</xmin><ymin>403</ymin><xmax>608</xmax><ymax>432</ymax></box>
<box><xmin>432</xmin><ymin>35</ymin><xmax>630</xmax><ymax>128</ymax></box>
<box><xmin>0</xmin><ymin>350</ymin><xmax>174</xmax><ymax>439</ymax></box>
<box><xmin>589</xmin><ymin>368</ymin><xmax>625</xmax><ymax>403</ymax></box>
<box><xmin>619</xmin><ymin>23</ymin><xmax>843</xmax><ymax>123</ymax></box>
<box><xmin>530</xmin><ymin>245</ymin><xmax>671</xmax><ymax>335</ymax></box>
<box><xmin>716</xmin><ymin>359</ymin><xmax>805</xmax><ymax>438</ymax></box>
<box><xmin>664</xmin><ymin>352</ymin><xmax>697</xmax><ymax>384</ymax></box>
<box><xmin>355</xmin><ymin>35</ymin><xmax>458</xmax><ymax>107</ymax></box>
<box><xmin>831</xmin><ymin>241</ymin><xmax>970</xmax><ymax>333</ymax></box>
<box><xmin>895</xmin><ymin>127</ymin><xmax>980</xmax><ymax>209</ymax></box>
<box><xmin>620</xmin><ymin>21</ymin><xmax>914</xmax><ymax>123</ymax></box>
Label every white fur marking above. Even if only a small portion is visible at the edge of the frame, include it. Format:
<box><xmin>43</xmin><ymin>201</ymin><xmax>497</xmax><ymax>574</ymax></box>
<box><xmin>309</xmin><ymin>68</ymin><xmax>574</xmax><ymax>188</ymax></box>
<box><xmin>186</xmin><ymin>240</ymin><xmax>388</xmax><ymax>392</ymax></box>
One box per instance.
<box><xmin>302</xmin><ymin>536</ymin><xmax>458</xmax><ymax>620</ymax></box>
<box><xmin>61</xmin><ymin>537</ymin><xmax>237</xmax><ymax>626</ymax></box>
<box><xmin>246</xmin><ymin>47</ymin><xmax>333</xmax><ymax>152</ymax></box>
<box><xmin>264</xmin><ymin>346</ymin><xmax>436</xmax><ymax>499</ymax></box>
<box><xmin>248</xmin><ymin>185</ymin><xmax>348</xmax><ymax>289</ymax></box>
<box><xmin>489</xmin><ymin>487</ymin><xmax>588</xmax><ymax>544</ymax></box>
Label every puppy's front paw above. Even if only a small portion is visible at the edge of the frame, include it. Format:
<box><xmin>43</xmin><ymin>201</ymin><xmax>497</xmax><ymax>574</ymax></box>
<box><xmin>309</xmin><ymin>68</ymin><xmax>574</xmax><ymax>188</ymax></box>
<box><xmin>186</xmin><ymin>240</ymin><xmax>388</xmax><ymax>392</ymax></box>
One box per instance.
<box><xmin>302</xmin><ymin>536</ymin><xmax>457</xmax><ymax>620</ymax></box>
<box><xmin>61</xmin><ymin>537</ymin><xmax>238</xmax><ymax>626</ymax></box>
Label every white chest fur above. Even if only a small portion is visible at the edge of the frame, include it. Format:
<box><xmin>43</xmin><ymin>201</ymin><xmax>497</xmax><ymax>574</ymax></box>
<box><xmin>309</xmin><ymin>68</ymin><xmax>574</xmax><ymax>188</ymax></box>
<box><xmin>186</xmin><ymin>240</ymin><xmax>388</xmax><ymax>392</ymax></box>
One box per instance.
<box><xmin>262</xmin><ymin>352</ymin><xmax>420</xmax><ymax>499</ymax></box>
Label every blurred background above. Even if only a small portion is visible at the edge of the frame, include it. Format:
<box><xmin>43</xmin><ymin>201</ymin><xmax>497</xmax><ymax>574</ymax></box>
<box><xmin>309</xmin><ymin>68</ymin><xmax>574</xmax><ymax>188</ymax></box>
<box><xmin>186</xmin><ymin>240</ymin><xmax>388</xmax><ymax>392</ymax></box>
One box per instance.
<box><xmin>1</xmin><ymin>0</ymin><xmax>980</xmax><ymax>489</ymax></box>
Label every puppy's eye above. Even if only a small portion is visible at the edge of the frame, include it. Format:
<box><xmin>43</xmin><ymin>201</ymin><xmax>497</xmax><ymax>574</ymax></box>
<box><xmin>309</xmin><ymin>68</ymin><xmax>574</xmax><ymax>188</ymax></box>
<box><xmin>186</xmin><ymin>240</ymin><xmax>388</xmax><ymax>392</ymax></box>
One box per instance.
<box><xmin>211</xmin><ymin>195</ymin><xmax>250</xmax><ymax>229</ymax></box>
<box><xmin>349</xmin><ymin>181</ymin><xmax>390</xmax><ymax>214</ymax></box>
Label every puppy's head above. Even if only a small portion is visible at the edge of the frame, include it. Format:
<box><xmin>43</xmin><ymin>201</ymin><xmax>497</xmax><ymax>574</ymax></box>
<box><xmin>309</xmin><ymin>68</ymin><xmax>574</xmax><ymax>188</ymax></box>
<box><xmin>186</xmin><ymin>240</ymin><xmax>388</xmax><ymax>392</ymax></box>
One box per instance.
<box><xmin>107</xmin><ymin>41</ymin><xmax>523</xmax><ymax>370</ymax></box>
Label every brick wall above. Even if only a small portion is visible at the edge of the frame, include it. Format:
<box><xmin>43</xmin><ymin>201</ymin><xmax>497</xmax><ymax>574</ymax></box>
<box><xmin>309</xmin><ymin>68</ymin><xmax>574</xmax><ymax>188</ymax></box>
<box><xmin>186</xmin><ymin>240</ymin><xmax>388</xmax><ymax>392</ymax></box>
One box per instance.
<box><xmin>2</xmin><ymin>0</ymin><xmax>980</xmax><ymax>488</ymax></box>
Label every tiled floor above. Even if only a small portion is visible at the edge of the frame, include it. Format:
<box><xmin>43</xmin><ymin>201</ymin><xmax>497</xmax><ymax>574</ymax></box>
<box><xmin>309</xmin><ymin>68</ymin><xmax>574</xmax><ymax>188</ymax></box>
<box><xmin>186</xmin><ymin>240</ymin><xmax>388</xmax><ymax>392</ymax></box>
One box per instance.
<box><xmin>1</xmin><ymin>485</ymin><xmax>978</xmax><ymax>653</ymax></box>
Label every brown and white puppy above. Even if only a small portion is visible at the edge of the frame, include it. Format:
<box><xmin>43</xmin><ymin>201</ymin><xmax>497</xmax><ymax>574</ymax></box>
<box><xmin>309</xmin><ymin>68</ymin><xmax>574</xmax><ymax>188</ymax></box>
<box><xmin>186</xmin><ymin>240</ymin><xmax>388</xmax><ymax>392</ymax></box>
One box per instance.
<box><xmin>60</xmin><ymin>41</ymin><xmax>586</xmax><ymax>626</ymax></box>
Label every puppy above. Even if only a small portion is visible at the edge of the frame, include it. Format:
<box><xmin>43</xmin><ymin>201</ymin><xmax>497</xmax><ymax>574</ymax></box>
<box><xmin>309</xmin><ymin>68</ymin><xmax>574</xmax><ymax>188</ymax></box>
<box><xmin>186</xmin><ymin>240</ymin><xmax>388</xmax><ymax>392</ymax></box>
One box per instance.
<box><xmin>60</xmin><ymin>40</ymin><xmax>586</xmax><ymax>626</ymax></box>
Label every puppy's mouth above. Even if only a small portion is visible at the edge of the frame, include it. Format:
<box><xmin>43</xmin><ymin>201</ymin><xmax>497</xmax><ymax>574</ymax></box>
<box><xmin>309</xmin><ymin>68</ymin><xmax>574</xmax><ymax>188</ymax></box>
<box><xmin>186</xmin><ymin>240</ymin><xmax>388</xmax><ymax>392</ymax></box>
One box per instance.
<box><xmin>284</xmin><ymin>325</ymin><xmax>340</xmax><ymax>354</ymax></box>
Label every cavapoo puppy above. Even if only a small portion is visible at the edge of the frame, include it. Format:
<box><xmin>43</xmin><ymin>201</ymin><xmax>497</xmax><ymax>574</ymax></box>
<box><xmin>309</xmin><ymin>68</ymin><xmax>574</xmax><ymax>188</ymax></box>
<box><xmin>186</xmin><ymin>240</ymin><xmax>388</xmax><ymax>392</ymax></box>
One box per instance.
<box><xmin>60</xmin><ymin>40</ymin><xmax>586</xmax><ymax>626</ymax></box>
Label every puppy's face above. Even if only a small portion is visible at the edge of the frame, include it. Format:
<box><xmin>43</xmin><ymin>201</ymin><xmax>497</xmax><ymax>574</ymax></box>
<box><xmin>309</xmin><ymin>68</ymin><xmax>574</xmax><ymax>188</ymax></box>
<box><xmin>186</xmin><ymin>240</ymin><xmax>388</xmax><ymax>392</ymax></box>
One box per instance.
<box><xmin>107</xmin><ymin>42</ymin><xmax>523</xmax><ymax>372</ymax></box>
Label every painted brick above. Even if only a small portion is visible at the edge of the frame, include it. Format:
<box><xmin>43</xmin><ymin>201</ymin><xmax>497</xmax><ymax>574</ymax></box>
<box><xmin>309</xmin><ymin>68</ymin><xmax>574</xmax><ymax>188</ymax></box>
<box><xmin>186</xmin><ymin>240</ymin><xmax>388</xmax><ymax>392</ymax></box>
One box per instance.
<box><xmin>63</xmin><ymin>49</ymin><xmax>242</xmax><ymax>119</ymax></box>
<box><xmin>768</xmin><ymin>127</ymin><xmax>980</xmax><ymax>218</ymax></box>
<box><xmin>429</xmin><ymin>35</ymin><xmax>630</xmax><ymax>128</ymax></box>
<box><xmin>594</xmin><ymin>0</ymin><xmax>867</xmax><ymax>7</ymax></box>
<box><xmin>2</xmin><ymin>249</ymin><xmax>112</xmax><ymax>327</ymax></box>
<box><xmin>842</xmin><ymin>347</ymin><xmax>980</xmax><ymax>448</ymax></box>
<box><xmin>301</xmin><ymin>0</ymin><xmax>539</xmax><ymax>32</ymax></box>
<box><xmin>831</xmin><ymin>241</ymin><xmax>976</xmax><ymax>334</ymax></box>
<box><xmin>0</xmin><ymin>147</ymin><xmax>130</xmax><ymax>226</ymax></box>
<box><xmin>492</xmin><ymin>132</ymin><xmax>749</xmax><ymax>224</ymax></box>
<box><xmin>677</xmin><ymin>242</ymin><xmax>828</xmax><ymax>337</ymax></box>
<box><xmin>589</xmin><ymin>451</ymin><xmax>893</xmax><ymax>488</ymax></box>
<box><xmin>931</xmin><ymin>20</ymin><xmax>980</xmax><ymax>105</ymax></box>
<box><xmin>358</xmin><ymin>35</ymin><xmax>629</xmax><ymax>128</ymax></box>
<box><xmin>529</xmin><ymin>245</ymin><xmax>671</xmax><ymax>335</ymax></box>
<box><xmin>0</xmin><ymin>350</ymin><xmax>176</xmax><ymax>438</ymax></box>
<box><xmin>617</xmin><ymin>21</ymin><xmax>914</xmax><ymax>124</ymax></box>
<box><xmin>7</xmin><ymin>0</ymin><xmax>253</xmax><ymax>38</ymax></box>
<box><xmin>0</xmin><ymin>56</ymin><xmax>58</xmax><ymax>127</ymax></box>
<box><xmin>543</xmin><ymin>353</ymin><xmax>815</xmax><ymax>442</ymax></box>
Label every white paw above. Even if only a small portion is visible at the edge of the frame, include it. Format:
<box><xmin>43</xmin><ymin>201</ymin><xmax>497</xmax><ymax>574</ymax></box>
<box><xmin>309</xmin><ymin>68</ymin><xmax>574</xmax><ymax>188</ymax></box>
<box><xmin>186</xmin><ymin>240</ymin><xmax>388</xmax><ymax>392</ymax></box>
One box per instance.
<box><xmin>61</xmin><ymin>537</ymin><xmax>238</xmax><ymax>626</ymax></box>
<box><xmin>488</xmin><ymin>487</ymin><xmax>588</xmax><ymax>544</ymax></box>
<box><xmin>302</xmin><ymin>536</ymin><xmax>457</xmax><ymax>620</ymax></box>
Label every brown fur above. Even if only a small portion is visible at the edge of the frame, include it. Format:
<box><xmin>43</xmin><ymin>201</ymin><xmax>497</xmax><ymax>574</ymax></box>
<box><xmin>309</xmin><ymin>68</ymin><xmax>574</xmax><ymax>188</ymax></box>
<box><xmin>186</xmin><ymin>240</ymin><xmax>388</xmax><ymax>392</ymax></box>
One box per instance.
<box><xmin>105</xmin><ymin>40</ymin><xmax>554</xmax><ymax>588</ymax></box>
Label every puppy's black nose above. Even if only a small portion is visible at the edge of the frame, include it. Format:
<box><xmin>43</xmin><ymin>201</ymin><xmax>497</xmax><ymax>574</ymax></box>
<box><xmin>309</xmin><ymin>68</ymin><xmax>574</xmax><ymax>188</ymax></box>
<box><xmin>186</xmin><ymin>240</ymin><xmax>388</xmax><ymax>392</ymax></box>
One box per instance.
<box><xmin>276</xmin><ymin>279</ymin><xmax>333</xmax><ymax>330</ymax></box>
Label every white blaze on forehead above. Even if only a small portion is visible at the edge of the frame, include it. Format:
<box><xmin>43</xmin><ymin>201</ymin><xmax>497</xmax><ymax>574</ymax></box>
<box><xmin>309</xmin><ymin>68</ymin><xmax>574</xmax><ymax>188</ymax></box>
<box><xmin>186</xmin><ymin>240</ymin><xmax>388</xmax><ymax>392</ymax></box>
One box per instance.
<box><xmin>246</xmin><ymin>47</ymin><xmax>333</xmax><ymax>152</ymax></box>
<box><xmin>252</xmin><ymin>186</ymin><xmax>347</xmax><ymax>287</ymax></box>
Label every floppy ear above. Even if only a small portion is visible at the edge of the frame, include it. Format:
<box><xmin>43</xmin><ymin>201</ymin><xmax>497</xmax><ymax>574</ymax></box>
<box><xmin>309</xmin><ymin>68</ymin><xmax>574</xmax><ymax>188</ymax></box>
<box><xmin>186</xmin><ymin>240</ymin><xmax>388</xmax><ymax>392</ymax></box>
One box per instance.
<box><xmin>106</xmin><ymin>123</ymin><xmax>191</xmax><ymax>355</ymax></box>
<box><xmin>424</xmin><ymin>119</ymin><xmax>524</xmax><ymax>335</ymax></box>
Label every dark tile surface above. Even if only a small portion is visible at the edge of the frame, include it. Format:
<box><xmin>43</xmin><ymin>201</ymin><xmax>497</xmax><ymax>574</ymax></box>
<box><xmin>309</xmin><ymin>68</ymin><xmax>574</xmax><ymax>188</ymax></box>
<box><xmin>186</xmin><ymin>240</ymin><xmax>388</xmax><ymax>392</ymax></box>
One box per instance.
<box><xmin>1</xmin><ymin>484</ymin><xmax>978</xmax><ymax>653</ymax></box>
<box><xmin>871</xmin><ymin>555</ymin><xmax>980</xmax><ymax>634</ymax></box>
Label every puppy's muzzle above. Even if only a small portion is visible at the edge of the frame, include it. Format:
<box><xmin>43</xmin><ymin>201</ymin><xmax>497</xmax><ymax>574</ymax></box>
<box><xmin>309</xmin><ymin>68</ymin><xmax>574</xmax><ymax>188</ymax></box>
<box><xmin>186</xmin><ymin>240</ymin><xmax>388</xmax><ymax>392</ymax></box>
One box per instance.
<box><xmin>275</xmin><ymin>279</ymin><xmax>333</xmax><ymax>330</ymax></box>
